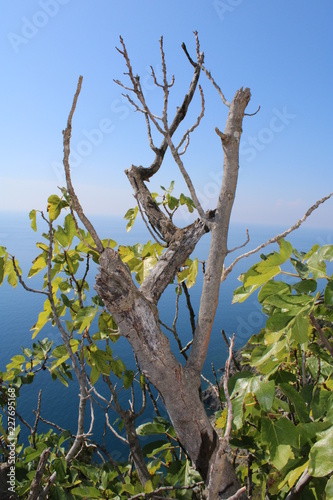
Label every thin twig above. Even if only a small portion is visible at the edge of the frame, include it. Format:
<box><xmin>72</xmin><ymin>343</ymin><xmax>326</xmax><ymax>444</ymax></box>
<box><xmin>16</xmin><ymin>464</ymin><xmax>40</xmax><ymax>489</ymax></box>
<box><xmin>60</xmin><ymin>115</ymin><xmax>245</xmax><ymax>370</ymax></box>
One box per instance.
<box><xmin>201</xmin><ymin>373</ymin><xmax>219</xmax><ymax>399</ymax></box>
<box><xmin>222</xmin><ymin>192</ymin><xmax>333</xmax><ymax>281</ymax></box>
<box><xmin>225</xmin><ymin>486</ymin><xmax>247</xmax><ymax>500</ymax></box>
<box><xmin>227</xmin><ymin>229</ymin><xmax>250</xmax><ymax>254</ymax></box>
<box><xmin>194</xmin><ymin>31</ymin><xmax>230</xmax><ymax>108</ymax></box>
<box><xmin>244</xmin><ymin>104</ymin><xmax>261</xmax><ymax>117</ymax></box>
<box><xmin>285</xmin><ymin>467</ymin><xmax>311</xmax><ymax>500</ymax></box>
<box><xmin>180</xmin><ymin>339</ymin><xmax>193</xmax><ymax>354</ymax></box>
<box><xmin>11</xmin><ymin>256</ymin><xmax>49</xmax><ymax>296</ymax></box>
<box><xmin>310</xmin><ymin>312</ymin><xmax>333</xmax><ymax>358</ymax></box>
<box><xmin>224</xmin><ymin>333</ymin><xmax>235</xmax><ymax>443</ymax></box>
<box><xmin>62</xmin><ymin>76</ymin><xmax>103</xmax><ymax>253</ymax></box>
<box><xmin>27</xmin><ymin>448</ymin><xmax>50</xmax><ymax>500</ymax></box>
<box><xmin>165</xmin><ymin>124</ymin><xmax>207</xmax><ymax>222</ymax></box>
<box><xmin>181</xmin><ymin>282</ymin><xmax>196</xmax><ymax>336</ymax></box>
<box><xmin>221</xmin><ymin>330</ymin><xmax>241</xmax><ymax>372</ymax></box>
<box><xmin>177</xmin><ymin>84</ymin><xmax>205</xmax><ymax>155</ymax></box>
<box><xmin>128</xmin><ymin>481</ymin><xmax>205</xmax><ymax>499</ymax></box>
<box><xmin>31</xmin><ymin>390</ymin><xmax>42</xmax><ymax>448</ymax></box>
<box><xmin>135</xmin><ymin>197</ymin><xmax>167</xmax><ymax>247</ymax></box>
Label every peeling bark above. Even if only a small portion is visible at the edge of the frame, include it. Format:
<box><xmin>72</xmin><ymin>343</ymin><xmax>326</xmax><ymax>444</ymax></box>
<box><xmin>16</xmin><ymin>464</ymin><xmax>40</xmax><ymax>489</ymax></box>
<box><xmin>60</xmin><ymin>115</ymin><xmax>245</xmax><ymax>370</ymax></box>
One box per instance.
<box><xmin>93</xmin><ymin>85</ymin><xmax>251</xmax><ymax>497</ymax></box>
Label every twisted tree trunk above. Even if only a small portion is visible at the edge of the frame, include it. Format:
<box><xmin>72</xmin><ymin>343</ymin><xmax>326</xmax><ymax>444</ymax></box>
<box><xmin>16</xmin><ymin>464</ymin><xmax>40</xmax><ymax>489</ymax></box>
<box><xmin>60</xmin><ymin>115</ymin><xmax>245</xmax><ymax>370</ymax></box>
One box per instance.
<box><xmin>95</xmin><ymin>87</ymin><xmax>251</xmax><ymax>498</ymax></box>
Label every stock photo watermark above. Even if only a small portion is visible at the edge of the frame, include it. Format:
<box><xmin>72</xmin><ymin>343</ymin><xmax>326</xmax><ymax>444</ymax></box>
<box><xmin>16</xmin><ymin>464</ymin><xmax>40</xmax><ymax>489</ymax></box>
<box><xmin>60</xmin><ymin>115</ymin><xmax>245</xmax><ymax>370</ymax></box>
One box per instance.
<box><xmin>52</xmin><ymin>63</ymin><xmax>167</xmax><ymax>184</ymax></box>
<box><xmin>7</xmin><ymin>0</ymin><xmax>71</xmax><ymax>54</ymax></box>
<box><xmin>240</xmin><ymin>106</ymin><xmax>296</xmax><ymax>162</ymax></box>
<box><xmin>213</xmin><ymin>0</ymin><xmax>244</xmax><ymax>21</ymax></box>
<box><xmin>6</xmin><ymin>387</ymin><xmax>17</xmax><ymax>496</ymax></box>
<box><xmin>178</xmin><ymin>105</ymin><xmax>296</xmax><ymax>225</ymax></box>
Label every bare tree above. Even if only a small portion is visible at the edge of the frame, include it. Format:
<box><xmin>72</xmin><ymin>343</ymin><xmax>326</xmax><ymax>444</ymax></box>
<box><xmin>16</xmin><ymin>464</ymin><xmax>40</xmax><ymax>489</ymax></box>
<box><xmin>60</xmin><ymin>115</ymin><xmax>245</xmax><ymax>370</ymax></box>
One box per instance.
<box><xmin>38</xmin><ymin>32</ymin><xmax>331</xmax><ymax>499</ymax></box>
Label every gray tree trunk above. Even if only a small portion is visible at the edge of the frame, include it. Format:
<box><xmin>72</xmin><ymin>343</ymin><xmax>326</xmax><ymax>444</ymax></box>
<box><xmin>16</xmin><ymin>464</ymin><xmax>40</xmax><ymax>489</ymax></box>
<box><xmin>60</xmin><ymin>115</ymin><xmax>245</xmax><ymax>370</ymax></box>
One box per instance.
<box><xmin>95</xmin><ymin>87</ymin><xmax>251</xmax><ymax>498</ymax></box>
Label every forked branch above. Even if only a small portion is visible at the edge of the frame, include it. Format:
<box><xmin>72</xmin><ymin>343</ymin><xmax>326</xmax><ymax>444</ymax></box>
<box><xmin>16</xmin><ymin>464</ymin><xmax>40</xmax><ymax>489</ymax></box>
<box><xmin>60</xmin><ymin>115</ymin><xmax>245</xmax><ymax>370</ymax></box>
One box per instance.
<box><xmin>222</xmin><ymin>192</ymin><xmax>333</xmax><ymax>281</ymax></box>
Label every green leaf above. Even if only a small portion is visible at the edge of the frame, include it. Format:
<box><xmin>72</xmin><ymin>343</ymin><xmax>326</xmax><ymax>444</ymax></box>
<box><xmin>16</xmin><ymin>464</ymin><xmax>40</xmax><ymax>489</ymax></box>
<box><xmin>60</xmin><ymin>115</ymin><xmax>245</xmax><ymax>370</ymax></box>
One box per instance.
<box><xmin>71</xmin><ymin>486</ymin><xmax>104</xmax><ymax>498</ymax></box>
<box><xmin>324</xmin><ymin>281</ymin><xmax>333</xmax><ymax>307</ymax></box>
<box><xmin>142</xmin><ymin>440</ymin><xmax>170</xmax><ymax>457</ymax></box>
<box><xmin>309</xmin><ymin>427</ymin><xmax>333</xmax><ymax>477</ymax></box>
<box><xmin>5</xmin><ymin>259</ymin><xmax>19</xmax><ymax>287</ymax></box>
<box><xmin>180</xmin><ymin>193</ymin><xmax>195</xmax><ymax>213</ymax></box>
<box><xmin>124</xmin><ymin>206</ymin><xmax>138</xmax><ymax>232</ymax></box>
<box><xmin>47</xmin><ymin>194</ymin><xmax>69</xmax><ymax>221</ymax></box>
<box><xmin>53</xmin><ymin>457</ymin><xmax>67</xmax><ymax>481</ymax></box>
<box><xmin>54</xmin><ymin>214</ymin><xmax>76</xmax><ymax>247</ymax></box>
<box><xmin>163</xmin><ymin>180</ymin><xmax>175</xmax><ymax>194</ymax></box>
<box><xmin>232</xmin><ymin>283</ymin><xmax>258</xmax><ymax>303</ymax></box>
<box><xmin>123</xmin><ymin>370</ymin><xmax>134</xmax><ymax>389</ymax></box>
<box><xmin>291</xmin><ymin>258</ymin><xmax>310</xmax><ymax>279</ymax></box>
<box><xmin>243</xmin><ymin>265</ymin><xmax>281</xmax><ymax>288</ymax></box>
<box><xmin>258</xmin><ymin>280</ymin><xmax>290</xmax><ymax>303</ymax></box>
<box><xmin>29</xmin><ymin>209</ymin><xmax>37</xmax><ymax>231</ymax></box>
<box><xmin>291</xmin><ymin>313</ymin><xmax>310</xmax><ymax>344</ymax></box>
<box><xmin>7</xmin><ymin>355</ymin><xmax>25</xmax><ymax>370</ymax></box>
<box><xmin>187</xmin><ymin>258</ymin><xmax>198</xmax><ymax>288</ymax></box>
<box><xmin>89</xmin><ymin>348</ymin><xmax>111</xmax><ymax>376</ymax></box>
<box><xmin>75</xmin><ymin>306</ymin><xmax>97</xmax><ymax>334</ymax></box>
<box><xmin>167</xmin><ymin>194</ymin><xmax>179</xmax><ymax>211</ymax></box>
<box><xmin>110</xmin><ymin>358</ymin><xmax>126</xmax><ymax>378</ymax></box>
<box><xmin>306</xmin><ymin>251</ymin><xmax>327</xmax><ymax>278</ymax></box>
<box><xmin>51</xmin><ymin>340</ymin><xmax>79</xmax><ymax>371</ymax></box>
<box><xmin>325</xmin><ymin>476</ymin><xmax>333</xmax><ymax>499</ymax></box>
<box><xmin>292</xmin><ymin>279</ymin><xmax>317</xmax><ymax>294</ymax></box>
<box><xmin>0</xmin><ymin>257</ymin><xmax>5</xmax><ymax>285</ymax></box>
<box><xmin>261</xmin><ymin>417</ymin><xmax>296</xmax><ymax>469</ymax></box>
<box><xmin>31</xmin><ymin>299</ymin><xmax>52</xmax><ymax>338</ymax></box>
<box><xmin>266</xmin><ymin>313</ymin><xmax>294</xmax><ymax>332</ymax></box>
<box><xmin>320</xmin><ymin>244</ymin><xmax>333</xmax><ymax>261</ymax></box>
<box><xmin>24</xmin><ymin>443</ymin><xmax>48</xmax><ymax>463</ymax></box>
<box><xmin>136</xmin><ymin>419</ymin><xmax>170</xmax><ymax>436</ymax></box>
<box><xmin>279</xmin><ymin>383</ymin><xmax>310</xmax><ymax>423</ymax></box>
<box><xmin>255</xmin><ymin>380</ymin><xmax>275</xmax><ymax>411</ymax></box>
<box><xmin>144</xmin><ymin>480</ymin><xmax>154</xmax><ymax>493</ymax></box>
<box><xmin>28</xmin><ymin>252</ymin><xmax>48</xmax><ymax>278</ymax></box>
<box><xmin>90</xmin><ymin>365</ymin><xmax>101</xmax><ymax>386</ymax></box>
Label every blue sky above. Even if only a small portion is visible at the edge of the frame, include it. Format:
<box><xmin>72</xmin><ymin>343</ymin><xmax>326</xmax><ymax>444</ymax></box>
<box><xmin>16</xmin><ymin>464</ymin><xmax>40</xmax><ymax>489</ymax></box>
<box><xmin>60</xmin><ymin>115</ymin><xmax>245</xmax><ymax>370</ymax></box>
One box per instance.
<box><xmin>1</xmin><ymin>1</ymin><xmax>332</xmax><ymax>227</ymax></box>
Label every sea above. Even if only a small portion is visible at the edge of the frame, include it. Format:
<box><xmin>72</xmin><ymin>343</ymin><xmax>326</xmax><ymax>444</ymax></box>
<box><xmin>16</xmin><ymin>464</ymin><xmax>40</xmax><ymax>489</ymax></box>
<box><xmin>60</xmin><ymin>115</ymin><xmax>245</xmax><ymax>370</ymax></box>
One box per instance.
<box><xmin>0</xmin><ymin>211</ymin><xmax>332</xmax><ymax>459</ymax></box>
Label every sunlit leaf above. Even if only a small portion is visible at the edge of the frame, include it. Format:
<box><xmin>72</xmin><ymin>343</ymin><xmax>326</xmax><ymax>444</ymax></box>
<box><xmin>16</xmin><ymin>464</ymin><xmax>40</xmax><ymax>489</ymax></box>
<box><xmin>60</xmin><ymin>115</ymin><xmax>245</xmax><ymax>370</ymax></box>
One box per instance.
<box><xmin>309</xmin><ymin>427</ymin><xmax>333</xmax><ymax>477</ymax></box>
<box><xmin>75</xmin><ymin>306</ymin><xmax>97</xmax><ymax>334</ymax></box>
<box><xmin>28</xmin><ymin>252</ymin><xmax>48</xmax><ymax>278</ymax></box>
<box><xmin>291</xmin><ymin>314</ymin><xmax>310</xmax><ymax>344</ymax></box>
<box><xmin>47</xmin><ymin>194</ymin><xmax>69</xmax><ymax>221</ymax></box>
<box><xmin>261</xmin><ymin>417</ymin><xmax>296</xmax><ymax>469</ymax></box>
<box><xmin>324</xmin><ymin>281</ymin><xmax>333</xmax><ymax>307</ymax></box>
<box><xmin>29</xmin><ymin>209</ymin><xmax>37</xmax><ymax>231</ymax></box>
<box><xmin>124</xmin><ymin>206</ymin><xmax>138</xmax><ymax>232</ymax></box>
<box><xmin>187</xmin><ymin>258</ymin><xmax>198</xmax><ymax>288</ymax></box>
<box><xmin>54</xmin><ymin>214</ymin><xmax>76</xmax><ymax>248</ymax></box>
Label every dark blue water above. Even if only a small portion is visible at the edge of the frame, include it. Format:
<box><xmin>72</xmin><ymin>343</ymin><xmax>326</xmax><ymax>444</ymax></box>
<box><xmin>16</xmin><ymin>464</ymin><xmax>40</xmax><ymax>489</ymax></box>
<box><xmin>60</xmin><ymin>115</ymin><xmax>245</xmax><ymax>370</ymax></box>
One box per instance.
<box><xmin>0</xmin><ymin>211</ymin><xmax>332</xmax><ymax>459</ymax></box>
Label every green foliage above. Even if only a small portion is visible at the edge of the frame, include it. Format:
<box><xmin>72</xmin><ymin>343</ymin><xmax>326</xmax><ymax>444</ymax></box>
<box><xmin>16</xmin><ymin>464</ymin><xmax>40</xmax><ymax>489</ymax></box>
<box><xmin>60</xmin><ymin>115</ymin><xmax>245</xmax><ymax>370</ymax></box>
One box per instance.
<box><xmin>0</xmin><ymin>192</ymin><xmax>204</xmax><ymax>499</ymax></box>
<box><xmin>3</xmin><ymin>189</ymin><xmax>332</xmax><ymax>499</ymax></box>
<box><xmin>220</xmin><ymin>239</ymin><xmax>333</xmax><ymax>498</ymax></box>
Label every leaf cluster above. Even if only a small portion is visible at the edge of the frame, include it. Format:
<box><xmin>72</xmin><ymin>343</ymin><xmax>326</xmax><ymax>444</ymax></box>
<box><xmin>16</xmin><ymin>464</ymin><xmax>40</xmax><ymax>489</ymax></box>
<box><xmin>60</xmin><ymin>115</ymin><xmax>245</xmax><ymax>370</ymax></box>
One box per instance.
<box><xmin>218</xmin><ymin>240</ymin><xmax>333</xmax><ymax>498</ymax></box>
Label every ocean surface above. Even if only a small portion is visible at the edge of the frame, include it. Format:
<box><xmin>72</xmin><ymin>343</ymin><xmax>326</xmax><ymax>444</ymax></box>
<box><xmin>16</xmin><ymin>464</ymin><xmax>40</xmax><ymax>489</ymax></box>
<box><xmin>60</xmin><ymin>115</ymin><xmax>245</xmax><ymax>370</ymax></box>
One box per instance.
<box><xmin>0</xmin><ymin>211</ymin><xmax>332</xmax><ymax>458</ymax></box>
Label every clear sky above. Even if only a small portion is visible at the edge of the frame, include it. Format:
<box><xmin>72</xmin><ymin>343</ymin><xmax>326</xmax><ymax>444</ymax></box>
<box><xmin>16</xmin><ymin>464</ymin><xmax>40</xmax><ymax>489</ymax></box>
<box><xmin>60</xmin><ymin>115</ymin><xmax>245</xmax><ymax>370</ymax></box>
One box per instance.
<box><xmin>1</xmin><ymin>1</ymin><xmax>332</xmax><ymax>227</ymax></box>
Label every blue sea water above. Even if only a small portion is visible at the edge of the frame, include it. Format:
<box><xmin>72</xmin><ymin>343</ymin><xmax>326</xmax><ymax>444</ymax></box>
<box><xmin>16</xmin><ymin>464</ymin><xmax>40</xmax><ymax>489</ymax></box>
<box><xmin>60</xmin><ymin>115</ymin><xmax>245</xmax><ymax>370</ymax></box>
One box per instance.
<box><xmin>0</xmin><ymin>211</ymin><xmax>332</xmax><ymax>458</ymax></box>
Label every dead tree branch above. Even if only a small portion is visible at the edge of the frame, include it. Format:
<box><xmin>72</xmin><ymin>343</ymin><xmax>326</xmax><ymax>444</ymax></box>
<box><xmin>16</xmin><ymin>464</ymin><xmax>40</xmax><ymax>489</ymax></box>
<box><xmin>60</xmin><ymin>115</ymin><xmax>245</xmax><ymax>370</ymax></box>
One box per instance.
<box><xmin>223</xmin><ymin>334</ymin><xmax>235</xmax><ymax>443</ymax></box>
<box><xmin>27</xmin><ymin>448</ymin><xmax>50</xmax><ymax>500</ymax></box>
<box><xmin>62</xmin><ymin>75</ymin><xmax>103</xmax><ymax>253</ymax></box>
<box><xmin>222</xmin><ymin>192</ymin><xmax>333</xmax><ymax>281</ymax></box>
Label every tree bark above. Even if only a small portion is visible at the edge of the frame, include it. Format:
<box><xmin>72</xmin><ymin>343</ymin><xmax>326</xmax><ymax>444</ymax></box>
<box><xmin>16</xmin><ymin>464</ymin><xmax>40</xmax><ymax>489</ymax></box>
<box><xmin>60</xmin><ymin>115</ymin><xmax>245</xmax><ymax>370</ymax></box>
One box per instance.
<box><xmin>95</xmin><ymin>86</ymin><xmax>250</xmax><ymax>498</ymax></box>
